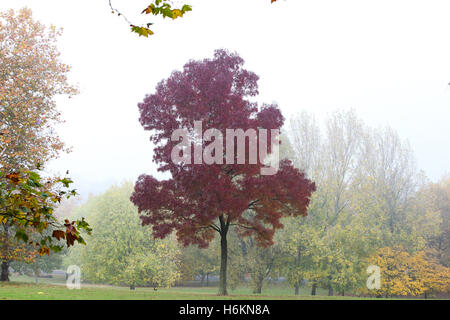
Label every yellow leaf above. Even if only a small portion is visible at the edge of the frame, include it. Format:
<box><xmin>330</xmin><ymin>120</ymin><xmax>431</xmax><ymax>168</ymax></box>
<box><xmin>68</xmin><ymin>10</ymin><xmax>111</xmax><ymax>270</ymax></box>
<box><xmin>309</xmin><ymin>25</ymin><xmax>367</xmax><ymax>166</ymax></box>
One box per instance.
<box><xmin>172</xmin><ymin>9</ymin><xmax>183</xmax><ymax>19</ymax></box>
<box><xmin>141</xmin><ymin>6</ymin><xmax>153</xmax><ymax>14</ymax></box>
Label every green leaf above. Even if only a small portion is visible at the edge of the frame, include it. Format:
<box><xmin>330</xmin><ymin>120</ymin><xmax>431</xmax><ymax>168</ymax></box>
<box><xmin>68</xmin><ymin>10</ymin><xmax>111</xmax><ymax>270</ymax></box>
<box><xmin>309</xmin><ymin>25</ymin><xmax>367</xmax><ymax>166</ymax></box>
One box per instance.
<box><xmin>181</xmin><ymin>4</ymin><xmax>192</xmax><ymax>13</ymax></box>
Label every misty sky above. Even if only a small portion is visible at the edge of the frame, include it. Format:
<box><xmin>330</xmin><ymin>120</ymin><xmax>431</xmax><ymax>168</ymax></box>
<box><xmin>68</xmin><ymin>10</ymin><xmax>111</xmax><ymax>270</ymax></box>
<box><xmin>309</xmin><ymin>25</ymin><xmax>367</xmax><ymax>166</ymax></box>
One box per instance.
<box><xmin>1</xmin><ymin>0</ymin><xmax>449</xmax><ymax>199</ymax></box>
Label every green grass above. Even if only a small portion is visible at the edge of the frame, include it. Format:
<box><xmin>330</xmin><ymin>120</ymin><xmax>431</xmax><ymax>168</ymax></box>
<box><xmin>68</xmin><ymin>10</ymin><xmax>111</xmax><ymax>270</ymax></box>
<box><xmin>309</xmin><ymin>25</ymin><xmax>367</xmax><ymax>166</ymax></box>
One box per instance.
<box><xmin>0</xmin><ymin>275</ymin><xmax>378</xmax><ymax>300</ymax></box>
<box><xmin>0</xmin><ymin>275</ymin><xmax>432</xmax><ymax>300</ymax></box>
<box><xmin>0</xmin><ymin>282</ymin><xmax>378</xmax><ymax>300</ymax></box>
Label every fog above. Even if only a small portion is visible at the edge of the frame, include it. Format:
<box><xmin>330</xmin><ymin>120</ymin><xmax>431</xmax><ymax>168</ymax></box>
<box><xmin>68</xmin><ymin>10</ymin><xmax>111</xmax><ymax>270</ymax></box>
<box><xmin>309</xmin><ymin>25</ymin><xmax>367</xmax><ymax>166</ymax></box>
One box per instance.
<box><xmin>1</xmin><ymin>0</ymin><xmax>449</xmax><ymax>198</ymax></box>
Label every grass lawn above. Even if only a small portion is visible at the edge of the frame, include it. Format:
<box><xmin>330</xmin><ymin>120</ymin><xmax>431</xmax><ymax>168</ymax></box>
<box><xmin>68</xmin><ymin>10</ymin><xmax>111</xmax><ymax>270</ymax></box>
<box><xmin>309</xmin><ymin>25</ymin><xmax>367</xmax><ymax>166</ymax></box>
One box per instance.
<box><xmin>2</xmin><ymin>274</ymin><xmax>440</xmax><ymax>300</ymax></box>
<box><xmin>0</xmin><ymin>282</ymin><xmax>378</xmax><ymax>300</ymax></box>
<box><xmin>0</xmin><ymin>275</ymin><xmax>378</xmax><ymax>300</ymax></box>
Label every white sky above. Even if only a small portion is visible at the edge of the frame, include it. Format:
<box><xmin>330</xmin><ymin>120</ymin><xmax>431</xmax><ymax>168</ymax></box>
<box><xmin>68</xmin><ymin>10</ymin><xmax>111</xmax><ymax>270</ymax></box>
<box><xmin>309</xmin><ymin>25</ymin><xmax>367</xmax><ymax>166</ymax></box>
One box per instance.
<box><xmin>1</xmin><ymin>0</ymin><xmax>449</xmax><ymax>198</ymax></box>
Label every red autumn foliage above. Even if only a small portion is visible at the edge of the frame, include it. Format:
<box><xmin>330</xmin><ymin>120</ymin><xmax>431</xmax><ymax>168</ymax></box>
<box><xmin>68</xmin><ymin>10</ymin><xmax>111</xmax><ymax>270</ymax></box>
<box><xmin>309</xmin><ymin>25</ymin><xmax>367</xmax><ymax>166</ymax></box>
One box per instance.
<box><xmin>131</xmin><ymin>49</ymin><xmax>316</xmax><ymax>248</ymax></box>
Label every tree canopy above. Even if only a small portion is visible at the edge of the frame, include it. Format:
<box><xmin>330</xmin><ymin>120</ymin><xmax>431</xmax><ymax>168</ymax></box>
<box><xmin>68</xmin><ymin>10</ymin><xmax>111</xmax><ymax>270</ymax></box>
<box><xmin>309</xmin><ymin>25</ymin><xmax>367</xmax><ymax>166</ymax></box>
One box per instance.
<box><xmin>130</xmin><ymin>49</ymin><xmax>315</xmax><ymax>295</ymax></box>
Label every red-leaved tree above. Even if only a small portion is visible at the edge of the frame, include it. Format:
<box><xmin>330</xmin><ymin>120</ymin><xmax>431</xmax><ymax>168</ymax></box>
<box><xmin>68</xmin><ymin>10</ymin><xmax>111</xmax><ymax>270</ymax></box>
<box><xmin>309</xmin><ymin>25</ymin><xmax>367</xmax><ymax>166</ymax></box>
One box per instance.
<box><xmin>131</xmin><ymin>49</ymin><xmax>315</xmax><ymax>295</ymax></box>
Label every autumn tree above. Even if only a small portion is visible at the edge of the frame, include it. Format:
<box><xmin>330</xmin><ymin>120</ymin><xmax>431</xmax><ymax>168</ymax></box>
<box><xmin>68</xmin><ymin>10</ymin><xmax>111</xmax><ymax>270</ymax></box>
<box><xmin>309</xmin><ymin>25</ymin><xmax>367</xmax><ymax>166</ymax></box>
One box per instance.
<box><xmin>131</xmin><ymin>49</ymin><xmax>315</xmax><ymax>295</ymax></box>
<box><xmin>0</xmin><ymin>170</ymin><xmax>90</xmax><ymax>281</ymax></box>
<box><xmin>368</xmin><ymin>247</ymin><xmax>450</xmax><ymax>298</ymax></box>
<box><xmin>0</xmin><ymin>8</ymin><xmax>77</xmax><ymax>171</ymax></box>
<box><xmin>0</xmin><ymin>8</ymin><xmax>89</xmax><ymax>281</ymax></box>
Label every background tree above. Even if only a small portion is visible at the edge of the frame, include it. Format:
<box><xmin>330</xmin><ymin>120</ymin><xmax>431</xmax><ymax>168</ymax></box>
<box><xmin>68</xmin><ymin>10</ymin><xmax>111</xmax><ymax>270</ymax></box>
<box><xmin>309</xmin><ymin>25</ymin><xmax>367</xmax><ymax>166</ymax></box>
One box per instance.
<box><xmin>282</xmin><ymin>110</ymin><xmax>364</xmax><ymax>295</ymax></box>
<box><xmin>130</xmin><ymin>49</ymin><xmax>315</xmax><ymax>295</ymax></box>
<box><xmin>10</xmin><ymin>228</ymin><xmax>65</xmax><ymax>284</ymax></box>
<box><xmin>180</xmin><ymin>243</ymin><xmax>218</xmax><ymax>286</ymax></box>
<box><xmin>227</xmin><ymin>228</ymin><xmax>284</xmax><ymax>294</ymax></box>
<box><xmin>357</xmin><ymin>126</ymin><xmax>421</xmax><ymax>246</ymax></box>
<box><xmin>412</xmin><ymin>176</ymin><xmax>450</xmax><ymax>266</ymax></box>
<box><xmin>67</xmin><ymin>182</ymin><xmax>181</xmax><ymax>288</ymax></box>
<box><xmin>280</xmin><ymin>109</ymin><xmax>438</xmax><ymax>296</ymax></box>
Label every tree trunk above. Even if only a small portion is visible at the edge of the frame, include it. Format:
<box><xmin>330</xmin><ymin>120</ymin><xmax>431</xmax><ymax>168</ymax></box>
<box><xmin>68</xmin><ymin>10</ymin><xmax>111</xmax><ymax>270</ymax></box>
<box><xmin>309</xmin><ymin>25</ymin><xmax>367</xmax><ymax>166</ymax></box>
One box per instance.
<box><xmin>34</xmin><ymin>268</ymin><xmax>40</xmax><ymax>285</ymax></box>
<box><xmin>219</xmin><ymin>231</ymin><xmax>228</xmax><ymax>295</ymax></box>
<box><xmin>200</xmin><ymin>273</ymin><xmax>205</xmax><ymax>286</ymax></box>
<box><xmin>206</xmin><ymin>273</ymin><xmax>209</xmax><ymax>287</ymax></box>
<box><xmin>311</xmin><ymin>282</ymin><xmax>317</xmax><ymax>296</ymax></box>
<box><xmin>0</xmin><ymin>224</ymin><xmax>10</xmax><ymax>282</ymax></box>
<box><xmin>253</xmin><ymin>277</ymin><xmax>263</xmax><ymax>294</ymax></box>
<box><xmin>0</xmin><ymin>261</ymin><xmax>9</xmax><ymax>282</ymax></box>
<box><xmin>342</xmin><ymin>290</ymin><xmax>345</xmax><ymax>296</ymax></box>
<box><xmin>328</xmin><ymin>276</ymin><xmax>333</xmax><ymax>296</ymax></box>
<box><xmin>294</xmin><ymin>245</ymin><xmax>301</xmax><ymax>295</ymax></box>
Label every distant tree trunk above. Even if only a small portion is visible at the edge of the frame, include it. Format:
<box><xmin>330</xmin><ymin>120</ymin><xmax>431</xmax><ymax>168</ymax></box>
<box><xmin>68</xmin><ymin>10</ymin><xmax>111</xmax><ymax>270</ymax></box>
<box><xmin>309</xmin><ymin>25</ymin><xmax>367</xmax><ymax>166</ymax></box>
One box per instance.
<box><xmin>328</xmin><ymin>276</ymin><xmax>333</xmax><ymax>296</ymax></box>
<box><xmin>294</xmin><ymin>245</ymin><xmax>301</xmax><ymax>295</ymax></box>
<box><xmin>206</xmin><ymin>273</ymin><xmax>209</xmax><ymax>287</ymax></box>
<box><xmin>0</xmin><ymin>261</ymin><xmax>9</xmax><ymax>282</ymax></box>
<box><xmin>1</xmin><ymin>224</ymin><xmax>10</xmax><ymax>282</ymax></box>
<box><xmin>342</xmin><ymin>290</ymin><xmax>345</xmax><ymax>296</ymax></box>
<box><xmin>424</xmin><ymin>291</ymin><xmax>428</xmax><ymax>299</ymax></box>
<box><xmin>311</xmin><ymin>282</ymin><xmax>317</xmax><ymax>296</ymax></box>
<box><xmin>218</xmin><ymin>216</ymin><xmax>229</xmax><ymax>295</ymax></box>
<box><xmin>253</xmin><ymin>276</ymin><xmax>263</xmax><ymax>294</ymax></box>
<box><xmin>34</xmin><ymin>269</ymin><xmax>39</xmax><ymax>285</ymax></box>
<box><xmin>200</xmin><ymin>273</ymin><xmax>205</xmax><ymax>286</ymax></box>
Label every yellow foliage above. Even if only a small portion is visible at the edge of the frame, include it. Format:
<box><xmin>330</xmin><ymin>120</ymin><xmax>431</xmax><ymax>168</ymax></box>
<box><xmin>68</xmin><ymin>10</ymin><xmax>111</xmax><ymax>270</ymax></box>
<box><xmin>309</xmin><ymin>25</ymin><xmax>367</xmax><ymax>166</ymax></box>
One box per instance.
<box><xmin>368</xmin><ymin>247</ymin><xmax>450</xmax><ymax>297</ymax></box>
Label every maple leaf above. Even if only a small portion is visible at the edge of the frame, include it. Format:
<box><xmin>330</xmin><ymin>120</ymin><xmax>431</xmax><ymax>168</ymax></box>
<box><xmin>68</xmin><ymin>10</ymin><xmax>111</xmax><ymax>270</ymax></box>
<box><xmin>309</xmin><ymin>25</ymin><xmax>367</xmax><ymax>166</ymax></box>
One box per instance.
<box><xmin>52</xmin><ymin>230</ymin><xmax>66</xmax><ymax>241</ymax></box>
<box><xmin>131</xmin><ymin>25</ymin><xmax>154</xmax><ymax>37</ymax></box>
<box><xmin>6</xmin><ymin>173</ymin><xmax>20</xmax><ymax>185</ymax></box>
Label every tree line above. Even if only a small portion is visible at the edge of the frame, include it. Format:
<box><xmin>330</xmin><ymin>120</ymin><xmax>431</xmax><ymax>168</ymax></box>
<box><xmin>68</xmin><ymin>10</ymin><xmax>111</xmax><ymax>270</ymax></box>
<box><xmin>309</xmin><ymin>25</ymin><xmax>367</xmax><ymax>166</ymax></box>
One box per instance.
<box><xmin>57</xmin><ymin>109</ymin><xmax>449</xmax><ymax>297</ymax></box>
